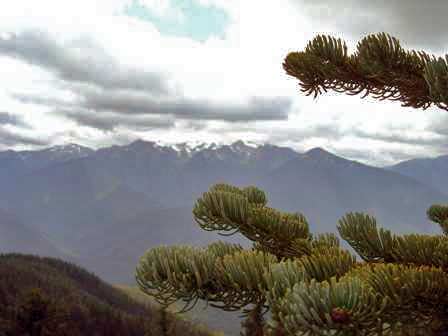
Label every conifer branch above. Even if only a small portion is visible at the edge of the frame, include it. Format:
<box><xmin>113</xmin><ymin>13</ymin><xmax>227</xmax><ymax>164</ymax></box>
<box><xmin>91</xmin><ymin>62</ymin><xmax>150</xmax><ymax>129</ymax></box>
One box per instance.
<box><xmin>284</xmin><ymin>33</ymin><xmax>448</xmax><ymax>111</ymax></box>
<box><xmin>137</xmin><ymin>184</ymin><xmax>448</xmax><ymax>334</ymax></box>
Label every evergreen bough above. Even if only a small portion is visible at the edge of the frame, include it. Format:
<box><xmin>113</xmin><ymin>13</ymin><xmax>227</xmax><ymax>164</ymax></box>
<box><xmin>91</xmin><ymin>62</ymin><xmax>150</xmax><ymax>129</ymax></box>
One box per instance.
<box><xmin>283</xmin><ymin>32</ymin><xmax>448</xmax><ymax>111</ymax></box>
<box><xmin>136</xmin><ymin>34</ymin><xmax>448</xmax><ymax>335</ymax></box>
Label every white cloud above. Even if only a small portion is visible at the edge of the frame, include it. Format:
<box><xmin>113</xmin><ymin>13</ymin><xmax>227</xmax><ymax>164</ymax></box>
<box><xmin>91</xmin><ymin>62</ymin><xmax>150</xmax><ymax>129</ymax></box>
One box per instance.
<box><xmin>0</xmin><ymin>0</ymin><xmax>446</xmax><ymax>164</ymax></box>
<box><xmin>138</xmin><ymin>0</ymin><xmax>185</xmax><ymax>21</ymax></box>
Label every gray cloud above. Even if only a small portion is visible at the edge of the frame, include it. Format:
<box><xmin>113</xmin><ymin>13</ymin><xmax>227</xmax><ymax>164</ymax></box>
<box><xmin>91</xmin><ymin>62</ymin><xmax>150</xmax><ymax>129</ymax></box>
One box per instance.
<box><xmin>3</xmin><ymin>31</ymin><xmax>292</xmax><ymax>127</ymax></box>
<box><xmin>351</xmin><ymin>128</ymin><xmax>447</xmax><ymax>147</ymax></box>
<box><xmin>56</xmin><ymin>109</ymin><xmax>175</xmax><ymax>132</ymax></box>
<box><xmin>11</xmin><ymin>93</ymin><xmax>75</xmax><ymax>108</ymax></box>
<box><xmin>295</xmin><ymin>0</ymin><xmax>448</xmax><ymax>50</ymax></box>
<box><xmin>13</xmin><ymin>88</ymin><xmax>290</xmax><ymax>124</ymax></box>
<box><xmin>0</xmin><ymin>112</ymin><xmax>29</xmax><ymax>128</ymax></box>
<box><xmin>175</xmin><ymin>120</ymin><xmax>208</xmax><ymax>131</ymax></box>
<box><xmin>268</xmin><ymin>124</ymin><xmax>343</xmax><ymax>143</ymax></box>
<box><xmin>263</xmin><ymin>120</ymin><xmax>448</xmax><ymax>150</ymax></box>
<box><xmin>13</xmin><ymin>93</ymin><xmax>176</xmax><ymax>132</ymax></box>
<box><xmin>205</xmin><ymin>120</ymin><xmax>442</xmax><ymax>166</ymax></box>
<box><xmin>0</xmin><ymin>126</ymin><xmax>48</xmax><ymax>146</ymax></box>
<box><xmin>332</xmin><ymin>147</ymin><xmax>421</xmax><ymax>167</ymax></box>
<box><xmin>79</xmin><ymin>88</ymin><xmax>291</xmax><ymax>121</ymax></box>
<box><xmin>430</xmin><ymin>115</ymin><xmax>448</xmax><ymax>136</ymax></box>
<box><xmin>0</xmin><ymin>31</ymin><xmax>170</xmax><ymax>94</ymax></box>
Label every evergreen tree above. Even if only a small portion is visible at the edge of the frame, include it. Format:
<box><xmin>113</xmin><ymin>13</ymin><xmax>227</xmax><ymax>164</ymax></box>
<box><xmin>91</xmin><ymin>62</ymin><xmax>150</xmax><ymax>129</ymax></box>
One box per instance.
<box><xmin>10</xmin><ymin>288</ymin><xmax>72</xmax><ymax>336</ymax></box>
<box><xmin>136</xmin><ymin>34</ymin><xmax>448</xmax><ymax>335</ymax></box>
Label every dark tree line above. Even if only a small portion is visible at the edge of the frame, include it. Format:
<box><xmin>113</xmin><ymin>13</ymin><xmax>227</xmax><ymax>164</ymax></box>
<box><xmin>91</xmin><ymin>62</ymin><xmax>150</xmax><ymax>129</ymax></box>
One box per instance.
<box><xmin>0</xmin><ymin>254</ymin><xmax>216</xmax><ymax>336</ymax></box>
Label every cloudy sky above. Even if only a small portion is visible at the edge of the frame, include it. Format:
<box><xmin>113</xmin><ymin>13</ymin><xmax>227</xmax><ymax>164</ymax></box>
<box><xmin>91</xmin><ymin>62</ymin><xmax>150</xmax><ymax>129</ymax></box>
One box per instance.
<box><xmin>0</xmin><ymin>0</ymin><xmax>447</xmax><ymax>166</ymax></box>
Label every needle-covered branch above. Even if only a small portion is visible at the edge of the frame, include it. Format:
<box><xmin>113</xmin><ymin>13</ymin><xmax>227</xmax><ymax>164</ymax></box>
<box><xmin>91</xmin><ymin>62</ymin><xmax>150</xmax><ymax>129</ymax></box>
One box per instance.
<box><xmin>193</xmin><ymin>184</ymin><xmax>312</xmax><ymax>259</ymax></box>
<box><xmin>272</xmin><ymin>263</ymin><xmax>448</xmax><ymax>335</ymax></box>
<box><xmin>427</xmin><ymin>204</ymin><xmax>448</xmax><ymax>234</ymax></box>
<box><xmin>283</xmin><ymin>33</ymin><xmax>448</xmax><ymax>111</ymax></box>
<box><xmin>338</xmin><ymin>212</ymin><xmax>448</xmax><ymax>268</ymax></box>
<box><xmin>136</xmin><ymin>184</ymin><xmax>448</xmax><ymax>335</ymax></box>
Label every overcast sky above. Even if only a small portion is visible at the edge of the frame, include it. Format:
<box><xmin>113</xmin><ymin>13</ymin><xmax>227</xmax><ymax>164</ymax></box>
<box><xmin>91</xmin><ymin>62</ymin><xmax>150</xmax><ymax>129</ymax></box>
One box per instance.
<box><xmin>0</xmin><ymin>0</ymin><xmax>447</xmax><ymax>166</ymax></box>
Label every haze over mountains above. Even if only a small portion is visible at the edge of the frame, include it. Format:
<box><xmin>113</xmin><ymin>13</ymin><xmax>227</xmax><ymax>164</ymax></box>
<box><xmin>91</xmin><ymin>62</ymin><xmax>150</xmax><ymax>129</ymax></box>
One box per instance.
<box><xmin>387</xmin><ymin>155</ymin><xmax>448</xmax><ymax>196</ymax></box>
<box><xmin>0</xmin><ymin>140</ymin><xmax>447</xmax><ymax>282</ymax></box>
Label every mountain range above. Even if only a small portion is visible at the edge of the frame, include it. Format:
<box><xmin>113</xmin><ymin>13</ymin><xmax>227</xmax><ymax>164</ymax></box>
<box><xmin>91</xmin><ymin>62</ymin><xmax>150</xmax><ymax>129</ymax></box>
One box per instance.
<box><xmin>0</xmin><ymin>140</ymin><xmax>447</xmax><ymax>283</ymax></box>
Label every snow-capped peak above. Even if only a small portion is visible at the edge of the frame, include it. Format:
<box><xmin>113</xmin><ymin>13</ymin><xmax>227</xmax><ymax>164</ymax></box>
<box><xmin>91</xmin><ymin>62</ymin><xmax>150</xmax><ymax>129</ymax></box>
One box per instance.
<box><xmin>169</xmin><ymin>141</ymin><xmax>221</xmax><ymax>157</ymax></box>
<box><xmin>171</xmin><ymin>142</ymin><xmax>196</xmax><ymax>154</ymax></box>
<box><xmin>48</xmin><ymin>143</ymin><xmax>91</xmax><ymax>154</ymax></box>
<box><xmin>169</xmin><ymin>140</ymin><xmax>262</xmax><ymax>156</ymax></box>
<box><xmin>13</xmin><ymin>143</ymin><xmax>93</xmax><ymax>166</ymax></box>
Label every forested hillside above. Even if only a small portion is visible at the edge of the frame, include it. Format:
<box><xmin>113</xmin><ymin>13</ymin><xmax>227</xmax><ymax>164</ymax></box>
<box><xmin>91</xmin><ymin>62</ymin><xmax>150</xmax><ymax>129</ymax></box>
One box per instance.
<box><xmin>0</xmin><ymin>254</ymin><xmax>219</xmax><ymax>336</ymax></box>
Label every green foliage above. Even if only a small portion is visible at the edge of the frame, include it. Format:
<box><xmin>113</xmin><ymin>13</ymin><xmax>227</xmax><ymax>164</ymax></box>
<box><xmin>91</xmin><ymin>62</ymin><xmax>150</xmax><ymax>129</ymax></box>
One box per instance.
<box><xmin>193</xmin><ymin>184</ymin><xmax>312</xmax><ymax>259</ymax></box>
<box><xmin>137</xmin><ymin>183</ymin><xmax>448</xmax><ymax>335</ymax></box>
<box><xmin>9</xmin><ymin>288</ymin><xmax>73</xmax><ymax>336</ymax></box>
<box><xmin>339</xmin><ymin>212</ymin><xmax>448</xmax><ymax>268</ymax></box>
<box><xmin>338</xmin><ymin>213</ymin><xmax>397</xmax><ymax>262</ymax></box>
<box><xmin>427</xmin><ymin>204</ymin><xmax>448</xmax><ymax>234</ymax></box>
<box><xmin>273</xmin><ymin>276</ymin><xmax>386</xmax><ymax>336</ymax></box>
<box><xmin>283</xmin><ymin>33</ymin><xmax>448</xmax><ymax>111</ymax></box>
<box><xmin>136</xmin><ymin>245</ymin><xmax>217</xmax><ymax>308</ymax></box>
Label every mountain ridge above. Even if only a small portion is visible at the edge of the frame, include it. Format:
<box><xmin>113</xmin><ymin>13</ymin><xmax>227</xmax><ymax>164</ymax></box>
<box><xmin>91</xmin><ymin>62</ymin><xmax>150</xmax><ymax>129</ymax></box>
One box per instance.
<box><xmin>5</xmin><ymin>140</ymin><xmax>447</xmax><ymax>169</ymax></box>
<box><xmin>0</xmin><ymin>140</ymin><xmax>328</xmax><ymax>161</ymax></box>
<box><xmin>387</xmin><ymin>154</ymin><xmax>448</xmax><ymax>195</ymax></box>
<box><xmin>0</xmin><ymin>139</ymin><xmax>447</xmax><ymax>283</ymax></box>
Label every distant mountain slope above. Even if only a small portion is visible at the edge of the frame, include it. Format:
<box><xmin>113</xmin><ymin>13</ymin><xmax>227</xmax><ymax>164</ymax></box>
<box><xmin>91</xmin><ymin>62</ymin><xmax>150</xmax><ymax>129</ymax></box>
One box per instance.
<box><xmin>387</xmin><ymin>154</ymin><xmax>448</xmax><ymax>195</ymax></box>
<box><xmin>261</xmin><ymin>148</ymin><xmax>447</xmax><ymax>234</ymax></box>
<box><xmin>0</xmin><ymin>156</ymin><xmax>162</xmax><ymax>244</ymax></box>
<box><xmin>0</xmin><ymin>144</ymin><xmax>93</xmax><ymax>184</ymax></box>
<box><xmin>0</xmin><ymin>254</ymin><xmax>217</xmax><ymax>336</ymax></box>
<box><xmin>79</xmin><ymin>206</ymin><xmax>248</xmax><ymax>282</ymax></box>
<box><xmin>0</xmin><ymin>209</ymin><xmax>65</xmax><ymax>257</ymax></box>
